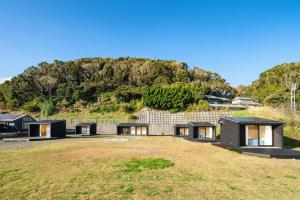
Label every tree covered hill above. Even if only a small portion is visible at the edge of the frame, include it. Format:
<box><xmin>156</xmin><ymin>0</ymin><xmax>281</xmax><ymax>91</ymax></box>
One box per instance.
<box><xmin>0</xmin><ymin>57</ymin><xmax>236</xmax><ymax>114</ymax></box>
<box><xmin>240</xmin><ymin>62</ymin><xmax>300</xmax><ymax>106</ymax></box>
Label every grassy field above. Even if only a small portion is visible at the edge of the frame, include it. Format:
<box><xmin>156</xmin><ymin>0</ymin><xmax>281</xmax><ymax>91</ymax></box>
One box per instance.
<box><xmin>46</xmin><ymin>111</ymin><xmax>132</xmax><ymax>123</ymax></box>
<box><xmin>0</xmin><ymin>136</ymin><xmax>300</xmax><ymax>200</ymax></box>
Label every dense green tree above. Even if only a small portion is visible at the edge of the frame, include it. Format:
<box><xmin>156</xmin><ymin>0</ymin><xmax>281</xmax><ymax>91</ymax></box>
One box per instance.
<box><xmin>1</xmin><ymin>57</ymin><xmax>236</xmax><ymax>113</ymax></box>
<box><xmin>241</xmin><ymin>62</ymin><xmax>300</xmax><ymax>106</ymax></box>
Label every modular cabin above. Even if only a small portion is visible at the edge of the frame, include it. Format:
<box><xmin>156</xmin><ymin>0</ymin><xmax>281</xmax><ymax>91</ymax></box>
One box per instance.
<box><xmin>28</xmin><ymin>120</ymin><xmax>66</xmax><ymax>138</ymax></box>
<box><xmin>0</xmin><ymin>114</ymin><xmax>35</xmax><ymax>133</ymax></box>
<box><xmin>189</xmin><ymin>122</ymin><xmax>216</xmax><ymax>140</ymax></box>
<box><xmin>75</xmin><ymin>123</ymin><xmax>97</xmax><ymax>135</ymax></box>
<box><xmin>117</xmin><ymin>123</ymin><xmax>148</xmax><ymax>136</ymax></box>
<box><xmin>219</xmin><ymin>117</ymin><xmax>284</xmax><ymax>148</ymax></box>
<box><xmin>174</xmin><ymin>124</ymin><xmax>189</xmax><ymax>136</ymax></box>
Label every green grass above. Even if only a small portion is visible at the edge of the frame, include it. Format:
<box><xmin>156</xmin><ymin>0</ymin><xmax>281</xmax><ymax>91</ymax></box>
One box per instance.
<box><xmin>46</xmin><ymin>111</ymin><xmax>132</xmax><ymax>123</ymax></box>
<box><xmin>231</xmin><ymin>110</ymin><xmax>255</xmax><ymax>117</ymax></box>
<box><xmin>123</xmin><ymin>158</ymin><xmax>174</xmax><ymax>172</ymax></box>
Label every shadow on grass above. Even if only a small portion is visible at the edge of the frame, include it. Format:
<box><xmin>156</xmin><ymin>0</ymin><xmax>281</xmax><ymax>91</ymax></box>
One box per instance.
<box><xmin>284</xmin><ymin>136</ymin><xmax>300</xmax><ymax>149</ymax></box>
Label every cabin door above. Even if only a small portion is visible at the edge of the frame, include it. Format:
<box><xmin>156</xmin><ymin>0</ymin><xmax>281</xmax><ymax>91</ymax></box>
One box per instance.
<box><xmin>40</xmin><ymin>125</ymin><xmax>50</xmax><ymax>137</ymax></box>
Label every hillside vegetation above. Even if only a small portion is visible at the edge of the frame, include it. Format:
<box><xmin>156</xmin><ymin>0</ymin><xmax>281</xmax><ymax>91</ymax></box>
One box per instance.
<box><xmin>240</xmin><ymin>62</ymin><xmax>300</xmax><ymax>107</ymax></box>
<box><xmin>0</xmin><ymin>57</ymin><xmax>236</xmax><ymax>115</ymax></box>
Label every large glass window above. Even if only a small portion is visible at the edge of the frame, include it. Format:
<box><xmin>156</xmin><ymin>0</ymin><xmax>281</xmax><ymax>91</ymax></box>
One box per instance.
<box><xmin>206</xmin><ymin>127</ymin><xmax>213</xmax><ymax>138</ymax></box>
<box><xmin>179</xmin><ymin>127</ymin><xmax>189</xmax><ymax>136</ymax></box>
<box><xmin>246</xmin><ymin>125</ymin><xmax>273</xmax><ymax>146</ymax></box>
<box><xmin>259</xmin><ymin>126</ymin><xmax>273</xmax><ymax>145</ymax></box>
<box><xmin>199</xmin><ymin>127</ymin><xmax>206</xmax><ymax>138</ymax></box>
<box><xmin>246</xmin><ymin>125</ymin><xmax>259</xmax><ymax>146</ymax></box>
<box><xmin>198</xmin><ymin>127</ymin><xmax>213</xmax><ymax>138</ymax></box>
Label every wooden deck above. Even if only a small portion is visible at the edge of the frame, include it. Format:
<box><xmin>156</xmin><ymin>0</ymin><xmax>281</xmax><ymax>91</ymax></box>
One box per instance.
<box><xmin>213</xmin><ymin>143</ymin><xmax>300</xmax><ymax>159</ymax></box>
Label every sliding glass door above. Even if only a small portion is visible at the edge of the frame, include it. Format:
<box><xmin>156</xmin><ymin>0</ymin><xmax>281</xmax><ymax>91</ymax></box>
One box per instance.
<box><xmin>259</xmin><ymin>126</ymin><xmax>273</xmax><ymax>145</ymax></box>
<box><xmin>197</xmin><ymin>127</ymin><xmax>214</xmax><ymax>139</ymax></box>
<box><xmin>245</xmin><ymin>125</ymin><xmax>273</xmax><ymax>146</ymax></box>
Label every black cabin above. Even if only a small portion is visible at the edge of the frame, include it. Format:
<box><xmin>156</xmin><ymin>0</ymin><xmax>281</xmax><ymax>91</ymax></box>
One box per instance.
<box><xmin>28</xmin><ymin>120</ymin><xmax>66</xmax><ymax>138</ymax></box>
<box><xmin>189</xmin><ymin>122</ymin><xmax>216</xmax><ymax>140</ymax></box>
<box><xmin>75</xmin><ymin>123</ymin><xmax>97</xmax><ymax>135</ymax></box>
<box><xmin>117</xmin><ymin>123</ymin><xmax>148</xmax><ymax>135</ymax></box>
<box><xmin>0</xmin><ymin>114</ymin><xmax>35</xmax><ymax>133</ymax></box>
<box><xmin>174</xmin><ymin>124</ymin><xmax>189</xmax><ymax>136</ymax></box>
<box><xmin>219</xmin><ymin>117</ymin><xmax>284</xmax><ymax>148</ymax></box>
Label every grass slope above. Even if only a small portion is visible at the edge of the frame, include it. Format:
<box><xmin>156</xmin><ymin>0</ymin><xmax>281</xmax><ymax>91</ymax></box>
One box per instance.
<box><xmin>0</xmin><ymin>137</ymin><xmax>300</xmax><ymax>200</ymax></box>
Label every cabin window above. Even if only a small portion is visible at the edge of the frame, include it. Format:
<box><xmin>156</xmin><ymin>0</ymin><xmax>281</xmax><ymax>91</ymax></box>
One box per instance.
<box><xmin>206</xmin><ymin>127</ymin><xmax>213</xmax><ymax>138</ymax></box>
<box><xmin>259</xmin><ymin>126</ymin><xmax>273</xmax><ymax>145</ymax></box>
<box><xmin>179</xmin><ymin>127</ymin><xmax>189</xmax><ymax>136</ymax></box>
<box><xmin>81</xmin><ymin>126</ymin><xmax>90</xmax><ymax>134</ymax></box>
<box><xmin>245</xmin><ymin>125</ymin><xmax>273</xmax><ymax>146</ymax></box>
<box><xmin>136</xmin><ymin>127</ymin><xmax>147</xmax><ymax>135</ymax></box>
<box><xmin>198</xmin><ymin>127</ymin><xmax>213</xmax><ymax>139</ymax></box>
<box><xmin>246</xmin><ymin>125</ymin><xmax>259</xmax><ymax>146</ymax></box>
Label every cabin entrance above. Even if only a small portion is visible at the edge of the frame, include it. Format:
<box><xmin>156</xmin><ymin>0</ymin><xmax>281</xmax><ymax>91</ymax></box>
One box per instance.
<box><xmin>40</xmin><ymin>125</ymin><xmax>50</xmax><ymax>137</ymax></box>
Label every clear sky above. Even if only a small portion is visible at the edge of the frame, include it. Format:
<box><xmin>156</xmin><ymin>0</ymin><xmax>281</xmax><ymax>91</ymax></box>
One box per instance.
<box><xmin>0</xmin><ymin>0</ymin><xmax>300</xmax><ymax>86</ymax></box>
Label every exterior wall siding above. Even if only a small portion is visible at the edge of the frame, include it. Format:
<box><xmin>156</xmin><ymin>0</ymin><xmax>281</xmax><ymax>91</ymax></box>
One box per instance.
<box><xmin>273</xmin><ymin>124</ymin><xmax>284</xmax><ymax>148</ymax></box>
<box><xmin>220</xmin><ymin>119</ymin><xmax>240</xmax><ymax>148</ymax></box>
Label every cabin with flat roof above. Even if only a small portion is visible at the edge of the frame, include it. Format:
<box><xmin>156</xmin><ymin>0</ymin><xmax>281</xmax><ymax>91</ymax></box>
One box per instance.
<box><xmin>117</xmin><ymin>123</ymin><xmax>148</xmax><ymax>136</ymax></box>
<box><xmin>75</xmin><ymin>123</ymin><xmax>97</xmax><ymax>135</ymax></box>
<box><xmin>219</xmin><ymin>117</ymin><xmax>284</xmax><ymax>148</ymax></box>
<box><xmin>28</xmin><ymin>120</ymin><xmax>66</xmax><ymax>138</ymax></box>
<box><xmin>174</xmin><ymin>124</ymin><xmax>189</xmax><ymax>136</ymax></box>
<box><xmin>189</xmin><ymin>122</ymin><xmax>216</xmax><ymax>140</ymax></box>
<box><xmin>0</xmin><ymin>114</ymin><xmax>35</xmax><ymax>133</ymax></box>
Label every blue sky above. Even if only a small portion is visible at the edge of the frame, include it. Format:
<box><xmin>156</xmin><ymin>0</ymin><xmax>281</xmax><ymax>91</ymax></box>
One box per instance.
<box><xmin>0</xmin><ymin>0</ymin><xmax>300</xmax><ymax>86</ymax></box>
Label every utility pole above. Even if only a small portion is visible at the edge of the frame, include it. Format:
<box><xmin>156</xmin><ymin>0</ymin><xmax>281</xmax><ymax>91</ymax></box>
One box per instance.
<box><xmin>291</xmin><ymin>83</ymin><xmax>297</xmax><ymax>112</ymax></box>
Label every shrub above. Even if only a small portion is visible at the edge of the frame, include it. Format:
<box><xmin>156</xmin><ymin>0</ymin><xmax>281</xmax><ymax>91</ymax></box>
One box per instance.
<box><xmin>90</xmin><ymin>102</ymin><xmax>120</xmax><ymax>113</ymax></box>
<box><xmin>22</xmin><ymin>98</ymin><xmax>42</xmax><ymax>112</ymax></box>
<box><xmin>143</xmin><ymin>84</ymin><xmax>192</xmax><ymax>111</ymax></box>
<box><xmin>185</xmin><ymin>100</ymin><xmax>210</xmax><ymax>112</ymax></box>
<box><xmin>115</xmin><ymin>86</ymin><xmax>143</xmax><ymax>102</ymax></box>
<box><xmin>40</xmin><ymin>100</ymin><xmax>55</xmax><ymax>117</ymax></box>
<box><xmin>120</xmin><ymin>102</ymin><xmax>136</xmax><ymax>113</ymax></box>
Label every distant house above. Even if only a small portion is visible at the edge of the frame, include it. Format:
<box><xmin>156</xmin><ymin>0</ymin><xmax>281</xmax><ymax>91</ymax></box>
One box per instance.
<box><xmin>28</xmin><ymin>120</ymin><xmax>66</xmax><ymax>138</ymax></box>
<box><xmin>75</xmin><ymin>123</ymin><xmax>97</xmax><ymax>135</ymax></box>
<box><xmin>232</xmin><ymin>97</ymin><xmax>260</xmax><ymax>107</ymax></box>
<box><xmin>219</xmin><ymin>117</ymin><xmax>284</xmax><ymax>148</ymax></box>
<box><xmin>189</xmin><ymin>122</ymin><xmax>216</xmax><ymax>140</ymax></box>
<box><xmin>204</xmin><ymin>95</ymin><xmax>232</xmax><ymax>105</ymax></box>
<box><xmin>117</xmin><ymin>123</ymin><xmax>148</xmax><ymax>135</ymax></box>
<box><xmin>0</xmin><ymin>114</ymin><xmax>35</xmax><ymax>133</ymax></box>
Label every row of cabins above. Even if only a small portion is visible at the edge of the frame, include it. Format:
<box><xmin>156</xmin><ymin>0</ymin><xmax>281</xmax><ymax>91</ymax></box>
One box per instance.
<box><xmin>0</xmin><ymin>114</ymin><xmax>284</xmax><ymax>149</ymax></box>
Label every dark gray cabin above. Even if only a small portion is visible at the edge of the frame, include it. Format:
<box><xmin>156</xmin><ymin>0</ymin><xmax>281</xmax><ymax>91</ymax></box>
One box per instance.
<box><xmin>75</xmin><ymin>123</ymin><xmax>97</xmax><ymax>135</ymax></box>
<box><xmin>28</xmin><ymin>120</ymin><xmax>66</xmax><ymax>138</ymax></box>
<box><xmin>174</xmin><ymin>124</ymin><xmax>189</xmax><ymax>136</ymax></box>
<box><xmin>0</xmin><ymin>114</ymin><xmax>35</xmax><ymax>132</ymax></box>
<box><xmin>117</xmin><ymin>123</ymin><xmax>148</xmax><ymax>135</ymax></box>
<box><xmin>219</xmin><ymin>117</ymin><xmax>284</xmax><ymax>148</ymax></box>
<box><xmin>189</xmin><ymin>122</ymin><xmax>216</xmax><ymax>140</ymax></box>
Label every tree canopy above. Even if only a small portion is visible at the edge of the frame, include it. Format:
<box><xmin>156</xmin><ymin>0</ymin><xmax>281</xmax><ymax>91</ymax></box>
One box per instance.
<box><xmin>0</xmin><ymin>57</ymin><xmax>236</xmax><ymax>113</ymax></box>
<box><xmin>240</xmin><ymin>62</ymin><xmax>300</xmax><ymax>106</ymax></box>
